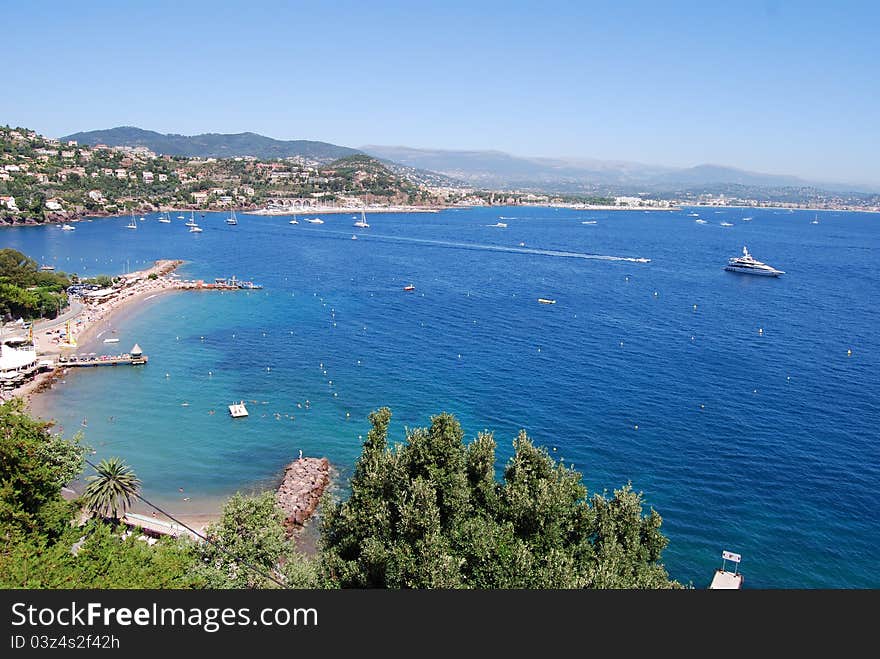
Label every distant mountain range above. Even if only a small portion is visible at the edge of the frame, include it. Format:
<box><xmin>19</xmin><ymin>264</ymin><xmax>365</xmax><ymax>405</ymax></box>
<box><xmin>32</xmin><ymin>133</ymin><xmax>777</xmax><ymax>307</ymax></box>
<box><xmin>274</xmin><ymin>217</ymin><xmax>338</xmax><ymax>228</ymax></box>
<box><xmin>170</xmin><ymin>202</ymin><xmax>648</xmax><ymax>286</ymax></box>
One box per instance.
<box><xmin>60</xmin><ymin>126</ymin><xmax>360</xmax><ymax>162</ymax></box>
<box><xmin>58</xmin><ymin>127</ymin><xmax>875</xmax><ymax>194</ymax></box>
<box><xmin>361</xmin><ymin>145</ymin><xmax>875</xmax><ymax>194</ymax></box>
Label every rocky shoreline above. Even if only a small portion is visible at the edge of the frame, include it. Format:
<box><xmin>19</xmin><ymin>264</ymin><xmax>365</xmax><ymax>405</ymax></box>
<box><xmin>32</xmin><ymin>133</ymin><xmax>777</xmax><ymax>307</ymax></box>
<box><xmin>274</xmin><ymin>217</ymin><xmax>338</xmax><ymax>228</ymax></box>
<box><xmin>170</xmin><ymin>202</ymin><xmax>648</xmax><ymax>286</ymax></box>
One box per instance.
<box><xmin>275</xmin><ymin>457</ymin><xmax>331</xmax><ymax>535</ymax></box>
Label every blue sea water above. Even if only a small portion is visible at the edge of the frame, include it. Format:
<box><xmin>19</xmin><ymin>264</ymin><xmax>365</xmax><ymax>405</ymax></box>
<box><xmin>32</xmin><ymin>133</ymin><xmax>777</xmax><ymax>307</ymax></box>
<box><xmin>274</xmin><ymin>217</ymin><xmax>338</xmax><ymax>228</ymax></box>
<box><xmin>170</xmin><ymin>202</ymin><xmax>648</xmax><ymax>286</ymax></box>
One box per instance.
<box><xmin>5</xmin><ymin>206</ymin><xmax>879</xmax><ymax>588</ymax></box>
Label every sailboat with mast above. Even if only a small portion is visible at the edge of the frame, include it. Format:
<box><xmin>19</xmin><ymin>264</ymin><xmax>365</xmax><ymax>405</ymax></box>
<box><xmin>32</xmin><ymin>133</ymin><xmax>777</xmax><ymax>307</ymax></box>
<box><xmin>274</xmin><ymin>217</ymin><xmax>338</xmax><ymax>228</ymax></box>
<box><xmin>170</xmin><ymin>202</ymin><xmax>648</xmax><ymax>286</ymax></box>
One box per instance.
<box><xmin>185</xmin><ymin>210</ymin><xmax>198</xmax><ymax>227</ymax></box>
<box><xmin>226</xmin><ymin>208</ymin><xmax>238</xmax><ymax>225</ymax></box>
<box><xmin>158</xmin><ymin>211</ymin><xmax>171</xmax><ymax>223</ymax></box>
<box><xmin>353</xmin><ymin>204</ymin><xmax>370</xmax><ymax>228</ymax></box>
<box><xmin>126</xmin><ymin>212</ymin><xmax>138</xmax><ymax>229</ymax></box>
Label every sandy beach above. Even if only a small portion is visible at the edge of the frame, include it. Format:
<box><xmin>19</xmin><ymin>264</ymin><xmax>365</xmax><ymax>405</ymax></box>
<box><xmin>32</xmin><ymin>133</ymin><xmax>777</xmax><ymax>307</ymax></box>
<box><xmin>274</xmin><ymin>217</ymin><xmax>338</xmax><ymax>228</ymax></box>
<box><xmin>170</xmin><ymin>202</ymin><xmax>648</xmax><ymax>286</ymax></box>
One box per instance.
<box><xmin>5</xmin><ymin>260</ymin><xmax>186</xmax><ymax>406</ymax></box>
<box><xmin>9</xmin><ymin>259</ymin><xmax>228</xmax><ymax>531</ymax></box>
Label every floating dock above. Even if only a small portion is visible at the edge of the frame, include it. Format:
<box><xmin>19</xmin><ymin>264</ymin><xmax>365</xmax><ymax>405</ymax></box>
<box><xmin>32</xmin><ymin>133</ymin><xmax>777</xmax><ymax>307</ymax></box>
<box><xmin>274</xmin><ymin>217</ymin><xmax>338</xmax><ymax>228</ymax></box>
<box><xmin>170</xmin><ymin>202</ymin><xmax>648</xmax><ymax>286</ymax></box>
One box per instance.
<box><xmin>709</xmin><ymin>550</ymin><xmax>743</xmax><ymax>589</ymax></box>
<box><xmin>228</xmin><ymin>401</ymin><xmax>249</xmax><ymax>417</ymax></box>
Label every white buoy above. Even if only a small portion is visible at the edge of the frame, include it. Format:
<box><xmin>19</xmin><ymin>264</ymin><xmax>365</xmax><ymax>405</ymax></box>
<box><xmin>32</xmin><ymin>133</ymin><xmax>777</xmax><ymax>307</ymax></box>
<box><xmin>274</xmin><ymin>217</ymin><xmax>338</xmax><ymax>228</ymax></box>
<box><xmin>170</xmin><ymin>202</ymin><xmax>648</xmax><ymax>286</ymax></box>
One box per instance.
<box><xmin>653</xmin><ymin>291</ymin><xmax>658</xmax><ymax>296</ymax></box>
<box><xmin>693</xmin><ymin>304</ymin><xmax>698</xmax><ymax>310</ymax></box>
<box><xmin>847</xmin><ymin>349</ymin><xmax>852</xmax><ymax>357</ymax></box>
<box><xmin>758</xmin><ymin>328</ymin><xmax>763</xmax><ymax>334</ymax></box>
<box><xmin>634</xmin><ymin>425</ymin><xmax>639</xmax><ymax>430</ymax></box>
<box><xmin>165</xmin><ymin>373</ymin><xmax>170</xmax><ymax>378</ymax></box>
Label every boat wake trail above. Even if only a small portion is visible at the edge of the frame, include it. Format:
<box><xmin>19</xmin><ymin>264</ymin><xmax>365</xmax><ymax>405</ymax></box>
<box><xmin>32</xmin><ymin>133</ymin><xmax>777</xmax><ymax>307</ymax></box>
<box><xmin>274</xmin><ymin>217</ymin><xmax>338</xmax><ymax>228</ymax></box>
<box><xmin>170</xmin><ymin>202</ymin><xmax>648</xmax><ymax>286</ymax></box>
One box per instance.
<box><xmin>306</xmin><ymin>230</ymin><xmax>651</xmax><ymax>263</ymax></box>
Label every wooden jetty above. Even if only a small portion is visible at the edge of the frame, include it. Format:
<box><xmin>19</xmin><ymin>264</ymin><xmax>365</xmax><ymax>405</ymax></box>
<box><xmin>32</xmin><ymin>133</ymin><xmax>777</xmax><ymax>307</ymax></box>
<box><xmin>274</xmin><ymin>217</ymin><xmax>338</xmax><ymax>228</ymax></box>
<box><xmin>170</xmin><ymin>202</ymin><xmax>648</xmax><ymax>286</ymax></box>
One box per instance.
<box><xmin>60</xmin><ymin>343</ymin><xmax>147</xmax><ymax>367</ymax></box>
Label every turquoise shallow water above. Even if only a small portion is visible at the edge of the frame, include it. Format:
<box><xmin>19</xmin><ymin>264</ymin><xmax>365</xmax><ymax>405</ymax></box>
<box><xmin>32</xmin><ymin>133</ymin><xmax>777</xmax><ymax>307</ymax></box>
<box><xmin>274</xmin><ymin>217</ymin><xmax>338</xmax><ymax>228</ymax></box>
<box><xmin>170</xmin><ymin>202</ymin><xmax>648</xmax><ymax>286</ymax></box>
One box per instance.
<box><xmin>7</xmin><ymin>206</ymin><xmax>880</xmax><ymax>587</ymax></box>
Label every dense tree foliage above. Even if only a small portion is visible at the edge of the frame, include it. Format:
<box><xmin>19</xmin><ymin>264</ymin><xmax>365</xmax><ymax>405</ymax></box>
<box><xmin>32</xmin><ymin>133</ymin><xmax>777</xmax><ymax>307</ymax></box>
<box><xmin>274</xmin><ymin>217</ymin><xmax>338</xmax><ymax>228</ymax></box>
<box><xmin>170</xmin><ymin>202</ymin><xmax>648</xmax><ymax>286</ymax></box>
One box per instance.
<box><xmin>0</xmin><ymin>522</ymin><xmax>203</xmax><ymax>588</ymax></box>
<box><xmin>321</xmin><ymin>408</ymin><xmax>681</xmax><ymax>588</ymax></box>
<box><xmin>0</xmin><ymin>248</ymin><xmax>69</xmax><ymax>320</ymax></box>
<box><xmin>197</xmin><ymin>492</ymin><xmax>320</xmax><ymax>589</ymax></box>
<box><xmin>0</xmin><ymin>399</ymin><xmax>85</xmax><ymax>542</ymax></box>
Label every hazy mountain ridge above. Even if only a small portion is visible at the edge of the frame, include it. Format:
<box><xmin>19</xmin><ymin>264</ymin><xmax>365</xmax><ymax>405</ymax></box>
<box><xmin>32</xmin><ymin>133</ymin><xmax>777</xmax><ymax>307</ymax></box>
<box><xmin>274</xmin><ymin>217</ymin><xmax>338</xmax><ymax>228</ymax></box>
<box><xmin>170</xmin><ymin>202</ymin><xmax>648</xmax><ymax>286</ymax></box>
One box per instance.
<box><xmin>60</xmin><ymin>127</ymin><xmax>360</xmax><ymax>162</ymax></box>
<box><xmin>361</xmin><ymin>145</ymin><xmax>877</xmax><ymax>194</ymax></box>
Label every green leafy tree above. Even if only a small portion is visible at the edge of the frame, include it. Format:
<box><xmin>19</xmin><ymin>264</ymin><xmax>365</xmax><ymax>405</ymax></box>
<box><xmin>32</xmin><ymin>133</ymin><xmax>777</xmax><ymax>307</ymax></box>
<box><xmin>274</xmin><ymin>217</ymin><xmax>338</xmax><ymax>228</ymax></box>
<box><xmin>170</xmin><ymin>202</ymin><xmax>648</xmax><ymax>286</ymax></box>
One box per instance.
<box><xmin>321</xmin><ymin>408</ymin><xmax>682</xmax><ymax>589</ymax></box>
<box><xmin>197</xmin><ymin>492</ymin><xmax>287</xmax><ymax>588</ymax></box>
<box><xmin>0</xmin><ymin>521</ymin><xmax>203</xmax><ymax>588</ymax></box>
<box><xmin>0</xmin><ymin>399</ymin><xmax>86</xmax><ymax>540</ymax></box>
<box><xmin>82</xmin><ymin>457</ymin><xmax>141</xmax><ymax>521</ymax></box>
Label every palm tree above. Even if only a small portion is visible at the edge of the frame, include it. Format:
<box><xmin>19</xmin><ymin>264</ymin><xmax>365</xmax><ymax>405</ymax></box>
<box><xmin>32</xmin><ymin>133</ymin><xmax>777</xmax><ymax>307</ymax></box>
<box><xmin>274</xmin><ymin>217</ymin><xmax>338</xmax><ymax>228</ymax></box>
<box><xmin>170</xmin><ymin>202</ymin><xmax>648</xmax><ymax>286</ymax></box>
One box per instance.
<box><xmin>83</xmin><ymin>457</ymin><xmax>141</xmax><ymax>521</ymax></box>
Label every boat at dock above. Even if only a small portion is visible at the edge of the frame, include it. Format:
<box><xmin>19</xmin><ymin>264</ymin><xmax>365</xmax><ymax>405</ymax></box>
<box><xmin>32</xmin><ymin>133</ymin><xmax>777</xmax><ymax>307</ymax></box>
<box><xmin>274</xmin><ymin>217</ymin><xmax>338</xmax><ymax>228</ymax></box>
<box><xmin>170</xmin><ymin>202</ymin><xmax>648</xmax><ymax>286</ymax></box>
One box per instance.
<box><xmin>212</xmin><ymin>276</ymin><xmax>263</xmax><ymax>290</ymax></box>
<box><xmin>229</xmin><ymin>401</ymin><xmax>249</xmax><ymax>417</ymax></box>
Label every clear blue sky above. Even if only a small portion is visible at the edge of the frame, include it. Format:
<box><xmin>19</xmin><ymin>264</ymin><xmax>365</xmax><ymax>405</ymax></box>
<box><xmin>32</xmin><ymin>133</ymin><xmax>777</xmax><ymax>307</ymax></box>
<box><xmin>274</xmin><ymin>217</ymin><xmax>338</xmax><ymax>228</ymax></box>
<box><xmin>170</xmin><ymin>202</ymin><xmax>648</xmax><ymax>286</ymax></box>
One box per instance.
<box><xmin>4</xmin><ymin>0</ymin><xmax>878</xmax><ymax>186</ymax></box>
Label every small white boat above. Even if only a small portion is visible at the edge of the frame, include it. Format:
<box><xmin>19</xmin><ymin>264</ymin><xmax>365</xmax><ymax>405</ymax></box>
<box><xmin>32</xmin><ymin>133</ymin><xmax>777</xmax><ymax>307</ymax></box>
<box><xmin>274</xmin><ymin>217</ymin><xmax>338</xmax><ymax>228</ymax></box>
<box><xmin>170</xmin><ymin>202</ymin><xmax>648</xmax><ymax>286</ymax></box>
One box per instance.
<box><xmin>581</xmin><ymin>220</ymin><xmax>597</xmax><ymax>225</ymax></box>
<box><xmin>720</xmin><ymin>222</ymin><xmax>734</xmax><ymax>227</ymax></box>
<box><xmin>353</xmin><ymin>207</ymin><xmax>369</xmax><ymax>228</ymax></box>
<box><xmin>695</xmin><ymin>219</ymin><xmax>708</xmax><ymax>224</ymax></box>
<box><xmin>289</xmin><ymin>218</ymin><xmax>299</xmax><ymax>224</ymax></box>
<box><xmin>305</xmin><ymin>218</ymin><xmax>324</xmax><ymax>224</ymax></box>
<box><xmin>126</xmin><ymin>214</ymin><xmax>137</xmax><ymax>230</ymax></box>
<box><xmin>177</xmin><ymin>214</ymin><xmax>185</xmax><ymax>220</ymax></box>
<box><xmin>61</xmin><ymin>224</ymin><xmax>76</xmax><ymax>231</ymax></box>
<box><xmin>687</xmin><ymin>212</ymin><xmax>700</xmax><ymax>217</ymax></box>
<box><xmin>189</xmin><ymin>225</ymin><xmax>203</xmax><ymax>233</ymax></box>
<box><xmin>742</xmin><ymin>217</ymin><xmax>753</xmax><ymax>221</ymax></box>
<box><xmin>811</xmin><ymin>214</ymin><xmax>819</xmax><ymax>225</ymax></box>
<box><xmin>489</xmin><ymin>222</ymin><xmax>508</xmax><ymax>228</ymax></box>
<box><xmin>351</xmin><ymin>234</ymin><xmax>358</xmax><ymax>240</ymax></box>
<box><xmin>158</xmin><ymin>211</ymin><xmax>171</xmax><ymax>224</ymax></box>
<box><xmin>226</xmin><ymin>209</ymin><xmax>238</xmax><ymax>225</ymax></box>
<box><xmin>185</xmin><ymin>211</ymin><xmax>197</xmax><ymax>227</ymax></box>
<box><xmin>538</xmin><ymin>298</ymin><xmax>556</xmax><ymax>304</ymax></box>
<box><xmin>103</xmin><ymin>338</ymin><xmax>120</xmax><ymax>344</ymax></box>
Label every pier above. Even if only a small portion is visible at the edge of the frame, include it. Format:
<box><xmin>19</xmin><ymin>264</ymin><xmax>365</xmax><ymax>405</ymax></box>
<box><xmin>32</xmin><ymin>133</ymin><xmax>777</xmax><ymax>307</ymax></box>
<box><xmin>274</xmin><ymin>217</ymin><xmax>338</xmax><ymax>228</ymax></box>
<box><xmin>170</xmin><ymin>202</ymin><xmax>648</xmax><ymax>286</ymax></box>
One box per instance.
<box><xmin>59</xmin><ymin>343</ymin><xmax>147</xmax><ymax>367</ymax></box>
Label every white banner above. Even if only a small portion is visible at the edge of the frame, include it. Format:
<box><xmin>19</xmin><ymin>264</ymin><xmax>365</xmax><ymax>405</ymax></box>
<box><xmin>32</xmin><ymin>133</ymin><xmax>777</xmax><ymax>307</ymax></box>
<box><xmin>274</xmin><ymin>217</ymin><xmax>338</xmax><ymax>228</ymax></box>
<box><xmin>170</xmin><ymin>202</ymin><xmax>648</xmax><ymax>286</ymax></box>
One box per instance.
<box><xmin>722</xmin><ymin>550</ymin><xmax>741</xmax><ymax>563</ymax></box>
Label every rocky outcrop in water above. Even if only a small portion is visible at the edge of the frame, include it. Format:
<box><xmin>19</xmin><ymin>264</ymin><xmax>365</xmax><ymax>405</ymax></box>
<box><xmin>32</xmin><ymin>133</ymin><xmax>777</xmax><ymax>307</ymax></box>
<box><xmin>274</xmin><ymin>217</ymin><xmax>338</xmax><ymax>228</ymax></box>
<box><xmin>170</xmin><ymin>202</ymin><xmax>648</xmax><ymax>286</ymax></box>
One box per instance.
<box><xmin>275</xmin><ymin>457</ymin><xmax>330</xmax><ymax>535</ymax></box>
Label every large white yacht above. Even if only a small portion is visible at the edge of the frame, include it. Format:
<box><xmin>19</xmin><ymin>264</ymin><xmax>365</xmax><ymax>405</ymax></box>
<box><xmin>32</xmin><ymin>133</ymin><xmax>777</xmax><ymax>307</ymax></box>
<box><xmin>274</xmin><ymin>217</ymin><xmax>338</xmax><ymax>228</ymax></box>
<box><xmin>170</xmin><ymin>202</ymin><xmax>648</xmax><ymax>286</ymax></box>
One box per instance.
<box><xmin>724</xmin><ymin>246</ymin><xmax>784</xmax><ymax>277</ymax></box>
